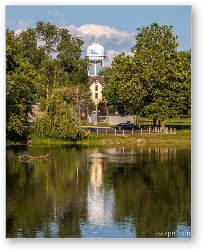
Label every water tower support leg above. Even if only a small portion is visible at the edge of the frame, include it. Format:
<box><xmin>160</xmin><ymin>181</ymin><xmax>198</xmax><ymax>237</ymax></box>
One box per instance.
<box><xmin>94</xmin><ymin>63</ymin><xmax>97</xmax><ymax>76</ymax></box>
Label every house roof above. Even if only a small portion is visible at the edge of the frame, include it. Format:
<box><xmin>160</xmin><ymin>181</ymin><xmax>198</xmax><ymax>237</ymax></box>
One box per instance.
<box><xmin>89</xmin><ymin>76</ymin><xmax>105</xmax><ymax>86</ymax></box>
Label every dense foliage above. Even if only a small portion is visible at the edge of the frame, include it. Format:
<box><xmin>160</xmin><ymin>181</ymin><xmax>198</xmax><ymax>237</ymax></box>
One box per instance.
<box><xmin>6</xmin><ymin>21</ymin><xmax>92</xmax><ymax>142</ymax></box>
<box><xmin>103</xmin><ymin>23</ymin><xmax>191</xmax><ymax>128</ymax></box>
<box><xmin>6</xmin><ymin>30</ymin><xmax>39</xmax><ymax>141</ymax></box>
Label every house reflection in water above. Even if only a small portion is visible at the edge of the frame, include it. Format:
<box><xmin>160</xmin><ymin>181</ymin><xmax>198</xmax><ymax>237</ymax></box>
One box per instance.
<box><xmin>87</xmin><ymin>153</ymin><xmax>114</xmax><ymax>226</ymax></box>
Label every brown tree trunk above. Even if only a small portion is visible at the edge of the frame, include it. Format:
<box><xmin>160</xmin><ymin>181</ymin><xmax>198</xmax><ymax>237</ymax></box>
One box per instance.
<box><xmin>153</xmin><ymin>118</ymin><xmax>156</xmax><ymax>126</ymax></box>
<box><xmin>159</xmin><ymin>119</ymin><xmax>165</xmax><ymax>132</ymax></box>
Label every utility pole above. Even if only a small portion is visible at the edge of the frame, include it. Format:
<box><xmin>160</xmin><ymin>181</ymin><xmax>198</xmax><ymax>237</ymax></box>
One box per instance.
<box><xmin>95</xmin><ymin>102</ymin><xmax>98</xmax><ymax>125</ymax></box>
<box><xmin>76</xmin><ymin>87</ymin><xmax>80</xmax><ymax>121</ymax></box>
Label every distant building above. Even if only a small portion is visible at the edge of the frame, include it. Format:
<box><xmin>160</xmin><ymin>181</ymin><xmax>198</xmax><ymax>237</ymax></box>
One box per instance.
<box><xmin>107</xmin><ymin>115</ymin><xmax>137</xmax><ymax>126</ymax></box>
<box><xmin>89</xmin><ymin>76</ymin><xmax>105</xmax><ymax>104</ymax></box>
<box><xmin>88</xmin><ymin>76</ymin><xmax>137</xmax><ymax>125</ymax></box>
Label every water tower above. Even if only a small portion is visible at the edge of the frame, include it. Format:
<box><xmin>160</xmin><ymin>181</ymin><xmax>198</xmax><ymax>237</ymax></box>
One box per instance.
<box><xmin>86</xmin><ymin>42</ymin><xmax>106</xmax><ymax>76</ymax></box>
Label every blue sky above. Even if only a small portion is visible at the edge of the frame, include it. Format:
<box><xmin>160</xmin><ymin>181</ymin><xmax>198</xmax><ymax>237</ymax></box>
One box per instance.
<box><xmin>6</xmin><ymin>5</ymin><xmax>191</xmax><ymax>65</ymax></box>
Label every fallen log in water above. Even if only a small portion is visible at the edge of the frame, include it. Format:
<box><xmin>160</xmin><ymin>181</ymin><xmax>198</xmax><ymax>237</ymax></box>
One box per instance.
<box><xmin>19</xmin><ymin>153</ymin><xmax>51</xmax><ymax>161</ymax></box>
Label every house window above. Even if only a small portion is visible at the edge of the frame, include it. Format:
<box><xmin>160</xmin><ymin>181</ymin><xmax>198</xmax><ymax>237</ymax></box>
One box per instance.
<box><xmin>95</xmin><ymin>93</ymin><xmax>98</xmax><ymax>99</ymax></box>
<box><xmin>95</xmin><ymin>85</ymin><xmax>98</xmax><ymax>91</ymax></box>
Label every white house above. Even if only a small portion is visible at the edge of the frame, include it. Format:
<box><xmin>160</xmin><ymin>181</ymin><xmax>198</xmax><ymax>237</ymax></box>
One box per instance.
<box><xmin>89</xmin><ymin>76</ymin><xmax>105</xmax><ymax>104</ymax></box>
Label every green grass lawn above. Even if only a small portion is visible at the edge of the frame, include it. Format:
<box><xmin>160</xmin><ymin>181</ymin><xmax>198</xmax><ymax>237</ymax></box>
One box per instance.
<box><xmin>80</xmin><ymin>129</ymin><xmax>191</xmax><ymax>146</ymax></box>
<box><xmin>137</xmin><ymin>117</ymin><xmax>191</xmax><ymax>125</ymax></box>
<box><xmin>137</xmin><ymin>117</ymin><xmax>191</xmax><ymax>131</ymax></box>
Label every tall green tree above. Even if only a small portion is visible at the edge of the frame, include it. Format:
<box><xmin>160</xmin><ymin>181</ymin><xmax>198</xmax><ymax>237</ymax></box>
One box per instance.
<box><xmin>30</xmin><ymin>22</ymin><xmax>91</xmax><ymax>140</ymax></box>
<box><xmin>6</xmin><ymin>21</ymin><xmax>92</xmax><ymax>142</ymax></box>
<box><xmin>33</xmin><ymin>22</ymin><xmax>90</xmax><ymax>108</ymax></box>
<box><xmin>6</xmin><ymin>29</ymin><xmax>21</xmax><ymax>72</ymax></box>
<box><xmin>6</xmin><ymin>29</ymin><xmax>42</xmax><ymax>141</ymax></box>
<box><xmin>18</xmin><ymin>27</ymin><xmax>47</xmax><ymax>68</ymax></box>
<box><xmin>104</xmin><ymin>23</ymin><xmax>191</xmax><ymax>129</ymax></box>
<box><xmin>35</xmin><ymin>21</ymin><xmax>59</xmax><ymax>57</ymax></box>
<box><xmin>6</xmin><ymin>61</ymin><xmax>39</xmax><ymax>141</ymax></box>
<box><xmin>98</xmin><ymin>66</ymin><xmax>114</xmax><ymax>86</ymax></box>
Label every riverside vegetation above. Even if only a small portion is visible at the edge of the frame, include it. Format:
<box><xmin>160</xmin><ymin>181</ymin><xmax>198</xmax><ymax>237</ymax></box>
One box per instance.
<box><xmin>29</xmin><ymin>131</ymin><xmax>191</xmax><ymax>146</ymax></box>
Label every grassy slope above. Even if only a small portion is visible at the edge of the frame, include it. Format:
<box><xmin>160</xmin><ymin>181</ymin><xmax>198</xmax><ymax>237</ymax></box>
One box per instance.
<box><xmin>80</xmin><ymin>130</ymin><xmax>191</xmax><ymax>146</ymax></box>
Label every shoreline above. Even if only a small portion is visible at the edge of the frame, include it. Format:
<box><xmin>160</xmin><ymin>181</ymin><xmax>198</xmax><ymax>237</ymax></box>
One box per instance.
<box><xmin>7</xmin><ymin>131</ymin><xmax>191</xmax><ymax>146</ymax></box>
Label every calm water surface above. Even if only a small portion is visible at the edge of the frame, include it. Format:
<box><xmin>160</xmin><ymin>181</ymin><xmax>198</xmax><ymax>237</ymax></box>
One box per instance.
<box><xmin>6</xmin><ymin>145</ymin><xmax>191</xmax><ymax>238</ymax></box>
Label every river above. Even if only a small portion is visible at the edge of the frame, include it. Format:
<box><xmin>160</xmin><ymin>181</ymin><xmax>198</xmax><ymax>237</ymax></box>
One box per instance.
<box><xmin>6</xmin><ymin>145</ymin><xmax>191</xmax><ymax>238</ymax></box>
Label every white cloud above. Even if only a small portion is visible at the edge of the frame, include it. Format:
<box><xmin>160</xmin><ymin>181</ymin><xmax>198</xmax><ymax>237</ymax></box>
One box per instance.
<box><xmin>69</xmin><ymin>24</ymin><xmax>130</xmax><ymax>39</ymax></box>
<box><xmin>14</xmin><ymin>19</ymin><xmax>33</xmax><ymax>35</ymax></box>
<box><xmin>105</xmin><ymin>50</ymin><xmax>118</xmax><ymax>66</ymax></box>
<box><xmin>15</xmin><ymin>29</ymin><xmax>23</xmax><ymax>35</ymax></box>
<box><xmin>68</xmin><ymin>24</ymin><xmax>134</xmax><ymax>49</ymax></box>
<box><xmin>105</xmin><ymin>49</ymin><xmax>133</xmax><ymax>66</ymax></box>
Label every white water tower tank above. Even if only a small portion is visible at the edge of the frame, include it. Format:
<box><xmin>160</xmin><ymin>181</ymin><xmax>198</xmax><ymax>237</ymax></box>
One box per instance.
<box><xmin>86</xmin><ymin>42</ymin><xmax>105</xmax><ymax>63</ymax></box>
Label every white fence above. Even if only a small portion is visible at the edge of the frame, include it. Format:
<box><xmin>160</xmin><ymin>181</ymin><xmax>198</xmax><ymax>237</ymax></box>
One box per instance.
<box><xmin>86</xmin><ymin>127</ymin><xmax>177</xmax><ymax>135</ymax></box>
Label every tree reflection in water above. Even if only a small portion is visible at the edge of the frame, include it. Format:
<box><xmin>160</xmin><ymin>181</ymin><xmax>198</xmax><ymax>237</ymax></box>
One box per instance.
<box><xmin>6</xmin><ymin>145</ymin><xmax>191</xmax><ymax>238</ymax></box>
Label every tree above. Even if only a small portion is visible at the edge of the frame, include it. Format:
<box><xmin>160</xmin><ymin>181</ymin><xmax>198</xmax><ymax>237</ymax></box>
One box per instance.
<box><xmin>6</xmin><ymin>29</ymin><xmax>42</xmax><ymax>141</ymax></box>
<box><xmin>104</xmin><ymin>23</ymin><xmax>191</xmax><ymax>129</ymax></box>
<box><xmin>30</xmin><ymin>22</ymin><xmax>91</xmax><ymax>140</ymax></box>
<box><xmin>6</xmin><ymin>29</ymin><xmax>21</xmax><ymax>72</ymax></box>
<box><xmin>33</xmin><ymin>22</ymin><xmax>90</xmax><ymax>110</ymax></box>
<box><xmin>6</xmin><ymin>22</ymin><xmax>92</xmax><ymax>142</ymax></box>
<box><xmin>32</xmin><ymin>85</ymin><xmax>91</xmax><ymax>141</ymax></box>
<box><xmin>6</xmin><ymin>61</ymin><xmax>39</xmax><ymax>141</ymax></box>
<box><xmin>98</xmin><ymin>66</ymin><xmax>114</xmax><ymax>86</ymax></box>
<box><xmin>57</xmin><ymin>28</ymin><xmax>89</xmax><ymax>86</ymax></box>
<box><xmin>35</xmin><ymin>21</ymin><xmax>59</xmax><ymax>57</ymax></box>
<box><xmin>18</xmin><ymin>27</ymin><xmax>47</xmax><ymax>69</ymax></box>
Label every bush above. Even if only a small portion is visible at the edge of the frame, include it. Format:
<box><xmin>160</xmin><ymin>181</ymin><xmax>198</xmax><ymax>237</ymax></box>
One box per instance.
<box><xmin>31</xmin><ymin>108</ymin><xmax>87</xmax><ymax>142</ymax></box>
